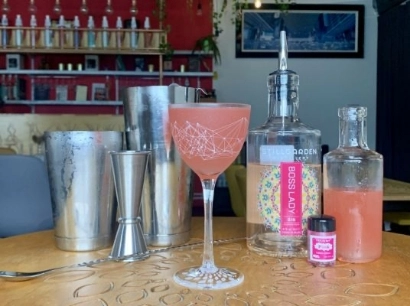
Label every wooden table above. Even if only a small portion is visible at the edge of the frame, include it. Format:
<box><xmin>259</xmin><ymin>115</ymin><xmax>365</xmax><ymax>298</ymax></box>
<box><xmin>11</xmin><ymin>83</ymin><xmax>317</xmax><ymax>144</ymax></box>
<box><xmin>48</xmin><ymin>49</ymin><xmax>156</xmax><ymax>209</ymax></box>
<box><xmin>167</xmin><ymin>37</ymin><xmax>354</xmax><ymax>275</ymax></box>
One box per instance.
<box><xmin>383</xmin><ymin>178</ymin><xmax>410</xmax><ymax>201</ymax></box>
<box><xmin>1</xmin><ymin>217</ymin><xmax>410</xmax><ymax>305</ymax></box>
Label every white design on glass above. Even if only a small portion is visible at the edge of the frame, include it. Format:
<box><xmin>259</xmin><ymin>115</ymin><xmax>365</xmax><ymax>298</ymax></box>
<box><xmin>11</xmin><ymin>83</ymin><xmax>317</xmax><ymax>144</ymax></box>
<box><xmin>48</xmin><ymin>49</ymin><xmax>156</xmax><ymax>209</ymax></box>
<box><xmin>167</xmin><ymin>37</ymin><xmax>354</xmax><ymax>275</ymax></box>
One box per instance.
<box><xmin>170</xmin><ymin>118</ymin><xmax>249</xmax><ymax>160</ymax></box>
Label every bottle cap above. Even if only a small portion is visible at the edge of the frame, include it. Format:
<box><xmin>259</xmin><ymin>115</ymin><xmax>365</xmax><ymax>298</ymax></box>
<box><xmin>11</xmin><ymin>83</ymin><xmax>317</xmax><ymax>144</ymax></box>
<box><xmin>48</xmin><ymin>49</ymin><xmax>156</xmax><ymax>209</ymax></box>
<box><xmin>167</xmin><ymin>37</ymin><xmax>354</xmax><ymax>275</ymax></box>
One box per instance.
<box><xmin>308</xmin><ymin>215</ymin><xmax>336</xmax><ymax>232</ymax></box>
<box><xmin>102</xmin><ymin>16</ymin><xmax>109</xmax><ymax>28</ymax></box>
<box><xmin>131</xmin><ymin>16</ymin><xmax>137</xmax><ymax>29</ymax></box>
<box><xmin>30</xmin><ymin>15</ymin><xmax>37</xmax><ymax>27</ymax></box>
<box><xmin>45</xmin><ymin>15</ymin><xmax>51</xmax><ymax>27</ymax></box>
<box><xmin>73</xmin><ymin>16</ymin><xmax>80</xmax><ymax>27</ymax></box>
<box><xmin>144</xmin><ymin>16</ymin><xmax>150</xmax><ymax>29</ymax></box>
<box><xmin>59</xmin><ymin>15</ymin><xmax>65</xmax><ymax>27</ymax></box>
<box><xmin>87</xmin><ymin>16</ymin><xmax>94</xmax><ymax>28</ymax></box>
<box><xmin>116</xmin><ymin>16</ymin><xmax>122</xmax><ymax>29</ymax></box>
<box><xmin>15</xmin><ymin>14</ymin><xmax>22</xmax><ymax>26</ymax></box>
<box><xmin>1</xmin><ymin>14</ymin><xmax>7</xmax><ymax>26</ymax></box>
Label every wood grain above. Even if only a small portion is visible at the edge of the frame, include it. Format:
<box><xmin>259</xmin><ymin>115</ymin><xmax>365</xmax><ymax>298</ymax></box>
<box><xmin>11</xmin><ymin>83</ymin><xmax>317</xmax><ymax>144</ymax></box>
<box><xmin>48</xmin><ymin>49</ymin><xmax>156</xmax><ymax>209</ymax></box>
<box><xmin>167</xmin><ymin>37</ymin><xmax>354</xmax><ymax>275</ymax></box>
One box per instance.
<box><xmin>0</xmin><ymin>217</ymin><xmax>410</xmax><ymax>305</ymax></box>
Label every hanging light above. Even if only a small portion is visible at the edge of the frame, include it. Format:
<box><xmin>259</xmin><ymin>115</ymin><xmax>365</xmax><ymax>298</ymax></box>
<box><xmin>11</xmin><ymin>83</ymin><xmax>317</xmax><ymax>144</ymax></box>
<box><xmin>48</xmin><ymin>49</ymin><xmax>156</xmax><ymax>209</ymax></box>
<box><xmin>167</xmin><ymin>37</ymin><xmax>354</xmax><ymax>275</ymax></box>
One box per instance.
<box><xmin>80</xmin><ymin>0</ymin><xmax>88</xmax><ymax>14</ymax></box>
<box><xmin>254</xmin><ymin>0</ymin><xmax>261</xmax><ymax>9</ymax></box>
<box><xmin>197</xmin><ymin>0</ymin><xmax>203</xmax><ymax>16</ymax></box>
<box><xmin>53</xmin><ymin>0</ymin><xmax>62</xmax><ymax>14</ymax></box>
<box><xmin>28</xmin><ymin>0</ymin><xmax>37</xmax><ymax>13</ymax></box>
<box><xmin>105</xmin><ymin>0</ymin><xmax>113</xmax><ymax>14</ymax></box>
<box><xmin>130</xmin><ymin>0</ymin><xmax>138</xmax><ymax>15</ymax></box>
<box><xmin>1</xmin><ymin>0</ymin><xmax>10</xmax><ymax>13</ymax></box>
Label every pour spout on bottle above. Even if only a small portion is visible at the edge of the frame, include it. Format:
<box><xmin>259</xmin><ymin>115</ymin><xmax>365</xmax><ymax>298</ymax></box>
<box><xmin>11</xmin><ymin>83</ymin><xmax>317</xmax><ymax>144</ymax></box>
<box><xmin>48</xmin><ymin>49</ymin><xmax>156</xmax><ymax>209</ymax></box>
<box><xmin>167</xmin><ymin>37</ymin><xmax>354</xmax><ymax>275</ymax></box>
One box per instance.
<box><xmin>278</xmin><ymin>30</ymin><xmax>288</xmax><ymax>71</ymax></box>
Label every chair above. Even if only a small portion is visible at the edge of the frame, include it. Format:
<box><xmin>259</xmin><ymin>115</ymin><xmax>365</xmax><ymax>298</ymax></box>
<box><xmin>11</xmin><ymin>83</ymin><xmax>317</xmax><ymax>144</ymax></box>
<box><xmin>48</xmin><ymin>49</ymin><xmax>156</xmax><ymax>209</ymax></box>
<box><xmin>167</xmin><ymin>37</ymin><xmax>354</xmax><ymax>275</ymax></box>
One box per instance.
<box><xmin>0</xmin><ymin>147</ymin><xmax>16</xmax><ymax>154</ymax></box>
<box><xmin>0</xmin><ymin>155</ymin><xmax>54</xmax><ymax>237</ymax></box>
<box><xmin>224</xmin><ymin>164</ymin><xmax>246</xmax><ymax>217</ymax></box>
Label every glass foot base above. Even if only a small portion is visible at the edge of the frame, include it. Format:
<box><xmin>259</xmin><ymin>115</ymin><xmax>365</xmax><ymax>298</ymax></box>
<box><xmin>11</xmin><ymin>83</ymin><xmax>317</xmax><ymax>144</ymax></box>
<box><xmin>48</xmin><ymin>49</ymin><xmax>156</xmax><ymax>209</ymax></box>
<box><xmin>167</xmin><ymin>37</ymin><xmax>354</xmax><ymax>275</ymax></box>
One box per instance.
<box><xmin>174</xmin><ymin>266</ymin><xmax>244</xmax><ymax>290</ymax></box>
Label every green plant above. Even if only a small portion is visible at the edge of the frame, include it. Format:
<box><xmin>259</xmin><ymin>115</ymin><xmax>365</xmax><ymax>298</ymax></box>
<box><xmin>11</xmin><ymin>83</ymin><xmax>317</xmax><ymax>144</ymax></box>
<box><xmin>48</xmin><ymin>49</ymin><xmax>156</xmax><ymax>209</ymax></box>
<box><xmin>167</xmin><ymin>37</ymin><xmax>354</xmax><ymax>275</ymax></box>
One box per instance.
<box><xmin>192</xmin><ymin>35</ymin><xmax>221</xmax><ymax>65</ymax></box>
<box><xmin>275</xmin><ymin>0</ymin><xmax>293</xmax><ymax>12</ymax></box>
<box><xmin>159</xmin><ymin>40</ymin><xmax>174</xmax><ymax>60</ymax></box>
<box><xmin>216</xmin><ymin>0</ymin><xmax>292</xmax><ymax>35</ymax></box>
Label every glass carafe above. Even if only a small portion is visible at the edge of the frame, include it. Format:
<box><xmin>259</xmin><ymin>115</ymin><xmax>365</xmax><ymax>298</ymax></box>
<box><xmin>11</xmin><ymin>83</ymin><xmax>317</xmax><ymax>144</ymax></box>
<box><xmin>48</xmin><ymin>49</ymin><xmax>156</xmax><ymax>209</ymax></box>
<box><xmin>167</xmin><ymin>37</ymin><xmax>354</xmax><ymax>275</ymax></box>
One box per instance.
<box><xmin>323</xmin><ymin>106</ymin><xmax>383</xmax><ymax>263</ymax></box>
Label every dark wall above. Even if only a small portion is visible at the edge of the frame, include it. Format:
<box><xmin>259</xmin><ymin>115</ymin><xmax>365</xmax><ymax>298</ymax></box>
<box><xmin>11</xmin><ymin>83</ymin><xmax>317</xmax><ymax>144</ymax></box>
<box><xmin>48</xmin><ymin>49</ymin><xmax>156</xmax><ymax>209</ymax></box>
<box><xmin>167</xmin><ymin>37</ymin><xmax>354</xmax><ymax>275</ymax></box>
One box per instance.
<box><xmin>376</xmin><ymin>1</ymin><xmax>410</xmax><ymax>182</ymax></box>
<box><xmin>373</xmin><ymin>0</ymin><xmax>405</xmax><ymax>14</ymax></box>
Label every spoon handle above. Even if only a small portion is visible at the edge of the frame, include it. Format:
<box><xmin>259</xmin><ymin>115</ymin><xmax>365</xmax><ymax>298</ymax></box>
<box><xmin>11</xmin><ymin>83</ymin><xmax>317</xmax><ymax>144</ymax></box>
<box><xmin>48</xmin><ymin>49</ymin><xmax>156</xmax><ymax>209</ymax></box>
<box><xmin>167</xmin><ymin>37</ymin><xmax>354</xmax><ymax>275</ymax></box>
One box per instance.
<box><xmin>1</xmin><ymin>237</ymin><xmax>245</xmax><ymax>281</ymax></box>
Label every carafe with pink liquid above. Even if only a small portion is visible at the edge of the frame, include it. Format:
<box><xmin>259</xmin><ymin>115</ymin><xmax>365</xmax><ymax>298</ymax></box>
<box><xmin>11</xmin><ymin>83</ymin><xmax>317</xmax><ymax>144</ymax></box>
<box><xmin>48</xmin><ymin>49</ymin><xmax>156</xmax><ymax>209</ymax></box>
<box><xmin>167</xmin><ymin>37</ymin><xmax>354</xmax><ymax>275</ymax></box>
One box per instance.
<box><xmin>323</xmin><ymin>106</ymin><xmax>383</xmax><ymax>263</ymax></box>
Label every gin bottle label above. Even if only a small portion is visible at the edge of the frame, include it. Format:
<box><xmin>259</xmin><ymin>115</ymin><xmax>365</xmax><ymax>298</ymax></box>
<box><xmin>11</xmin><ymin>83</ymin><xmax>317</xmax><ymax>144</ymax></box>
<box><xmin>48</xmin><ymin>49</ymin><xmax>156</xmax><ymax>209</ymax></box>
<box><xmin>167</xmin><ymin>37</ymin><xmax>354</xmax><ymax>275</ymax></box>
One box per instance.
<box><xmin>257</xmin><ymin>161</ymin><xmax>320</xmax><ymax>236</ymax></box>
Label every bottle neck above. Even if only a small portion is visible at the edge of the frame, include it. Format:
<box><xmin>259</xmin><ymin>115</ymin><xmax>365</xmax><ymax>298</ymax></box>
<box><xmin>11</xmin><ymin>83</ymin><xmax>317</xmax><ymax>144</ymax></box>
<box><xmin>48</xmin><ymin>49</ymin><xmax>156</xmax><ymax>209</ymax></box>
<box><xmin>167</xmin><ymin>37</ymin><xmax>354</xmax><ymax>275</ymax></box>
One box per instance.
<box><xmin>339</xmin><ymin>116</ymin><xmax>368</xmax><ymax>148</ymax></box>
<box><xmin>267</xmin><ymin>70</ymin><xmax>299</xmax><ymax>120</ymax></box>
<box><xmin>268</xmin><ymin>84</ymin><xmax>299</xmax><ymax>119</ymax></box>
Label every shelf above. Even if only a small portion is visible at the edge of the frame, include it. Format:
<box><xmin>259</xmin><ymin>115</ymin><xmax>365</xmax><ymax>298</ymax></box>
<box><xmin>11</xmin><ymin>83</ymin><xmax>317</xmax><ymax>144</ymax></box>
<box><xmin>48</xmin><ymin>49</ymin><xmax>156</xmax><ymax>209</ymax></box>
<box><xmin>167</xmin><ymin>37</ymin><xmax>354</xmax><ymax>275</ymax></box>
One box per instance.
<box><xmin>174</xmin><ymin>50</ymin><xmax>213</xmax><ymax>56</ymax></box>
<box><xmin>0</xmin><ymin>69</ymin><xmax>214</xmax><ymax>77</ymax></box>
<box><xmin>0</xmin><ymin>48</ymin><xmax>164</xmax><ymax>56</ymax></box>
<box><xmin>163</xmin><ymin>72</ymin><xmax>214</xmax><ymax>77</ymax></box>
<box><xmin>4</xmin><ymin>100</ymin><xmax>122</xmax><ymax>106</ymax></box>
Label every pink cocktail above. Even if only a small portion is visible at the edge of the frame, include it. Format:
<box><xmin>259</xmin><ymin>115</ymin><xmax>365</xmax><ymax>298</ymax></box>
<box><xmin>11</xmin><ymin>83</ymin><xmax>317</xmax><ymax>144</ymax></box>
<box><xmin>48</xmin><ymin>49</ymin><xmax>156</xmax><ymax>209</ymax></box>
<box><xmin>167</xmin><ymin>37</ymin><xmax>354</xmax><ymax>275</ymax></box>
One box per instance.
<box><xmin>169</xmin><ymin>103</ymin><xmax>251</xmax><ymax>290</ymax></box>
<box><xmin>324</xmin><ymin>188</ymin><xmax>383</xmax><ymax>263</ymax></box>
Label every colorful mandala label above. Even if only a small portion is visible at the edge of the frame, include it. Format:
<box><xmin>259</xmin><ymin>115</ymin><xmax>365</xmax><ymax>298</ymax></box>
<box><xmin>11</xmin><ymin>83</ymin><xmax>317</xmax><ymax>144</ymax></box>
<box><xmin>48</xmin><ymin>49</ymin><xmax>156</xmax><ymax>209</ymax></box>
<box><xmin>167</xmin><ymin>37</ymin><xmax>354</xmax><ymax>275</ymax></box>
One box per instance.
<box><xmin>257</xmin><ymin>163</ymin><xmax>320</xmax><ymax>235</ymax></box>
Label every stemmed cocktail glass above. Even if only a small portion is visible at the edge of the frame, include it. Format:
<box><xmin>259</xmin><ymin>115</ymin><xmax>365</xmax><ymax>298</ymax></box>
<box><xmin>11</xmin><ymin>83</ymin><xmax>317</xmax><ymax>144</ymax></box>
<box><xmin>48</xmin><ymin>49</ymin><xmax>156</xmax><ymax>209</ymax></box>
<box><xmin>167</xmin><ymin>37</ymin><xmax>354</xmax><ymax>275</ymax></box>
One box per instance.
<box><xmin>168</xmin><ymin>102</ymin><xmax>251</xmax><ymax>290</ymax></box>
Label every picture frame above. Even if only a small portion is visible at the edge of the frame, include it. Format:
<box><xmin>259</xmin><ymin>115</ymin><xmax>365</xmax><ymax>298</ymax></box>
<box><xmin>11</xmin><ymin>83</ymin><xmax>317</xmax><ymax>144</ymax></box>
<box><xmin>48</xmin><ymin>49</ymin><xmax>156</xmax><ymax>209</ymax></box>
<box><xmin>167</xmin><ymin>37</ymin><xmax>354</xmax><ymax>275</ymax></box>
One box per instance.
<box><xmin>91</xmin><ymin>83</ymin><xmax>107</xmax><ymax>101</ymax></box>
<box><xmin>134</xmin><ymin>57</ymin><xmax>145</xmax><ymax>71</ymax></box>
<box><xmin>56</xmin><ymin>85</ymin><xmax>68</xmax><ymax>101</ymax></box>
<box><xmin>236</xmin><ymin>4</ymin><xmax>365</xmax><ymax>59</ymax></box>
<box><xmin>85</xmin><ymin>55</ymin><xmax>99</xmax><ymax>71</ymax></box>
<box><xmin>75</xmin><ymin>85</ymin><xmax>87</xmax><ymax>101</ymax></box>
<box><xmin>6</xmin><ymin>54</ymin><xmax>23</xmax><ymax>70</ymax></box>
<box><xmin>188</xmin><ymin>56</ymin><xmax>201</xmax><ymax>72</ymax></box>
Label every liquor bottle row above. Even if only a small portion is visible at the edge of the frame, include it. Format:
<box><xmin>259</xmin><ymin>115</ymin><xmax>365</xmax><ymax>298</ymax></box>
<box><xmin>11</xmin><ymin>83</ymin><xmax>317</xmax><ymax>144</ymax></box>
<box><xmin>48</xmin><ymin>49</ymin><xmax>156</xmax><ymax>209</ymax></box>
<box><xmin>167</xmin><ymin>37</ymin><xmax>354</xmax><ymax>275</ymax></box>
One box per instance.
<box><xmin>0</xmin><ymin>14</ymin><xmax>164</xmax><ymax>51</ymax></box>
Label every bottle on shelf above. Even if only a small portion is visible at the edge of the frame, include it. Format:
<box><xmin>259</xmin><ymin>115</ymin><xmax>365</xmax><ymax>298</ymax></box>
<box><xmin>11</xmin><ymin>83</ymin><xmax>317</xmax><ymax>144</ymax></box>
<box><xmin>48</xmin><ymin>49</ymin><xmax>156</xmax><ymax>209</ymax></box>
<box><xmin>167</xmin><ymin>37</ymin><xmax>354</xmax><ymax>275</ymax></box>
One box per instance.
<box><xmin>105</xmin><ymin>75</ymin><xmax>110</xmax><ymax>100</ymax></box>
<box><xmin>116</xmin><ymin>16</ymin><xmax>122</xmax><ymax>49</ymax></box>
<box><xmin>101</xmin><ymin>16</ymin><xmax>109</xmax><ymax>49</ymax></box>
<box><xmin>73</xmin><ymin>16</ymin><xmax>80</xmax><ymax>49</ymax></box>
<box><xmin>130</xmin><ymin>16</ymin><xmax>138</xmax><ymax>50</ymax></box>
<box><xmin>57</xmin><ymin>15</ymin><xmax>65</xmax><ymax>48</ymax></box>
<box><xmin>143</xmin><ymin>16</ymin><xmax>152</xmax><ymax>49</ymax></box>
<box><xmin>29</xmin><ymin>15</ymin><xmax>37</xmax><ymax>49</ymax></box>
<box><xmin>1</xmin><ymin>14</ymin><xmax>7</xmax><ymax>49</ymax></box>
<box><xmin>87</xmin><ymin>16</ymin><xmax>95</xmax><ymax>48</ymax></box>
<box><xmin>323</xmin><ymin>106</ymin><xmax>383</xmax><ymax>263</ymax></box>
<box><xmin>246</xmin><ymin>31</ymin><xmax>322</xmax><ymax>258</ymax></box>
<box><xmin>14</xmin><ymin>14</ymin><xmax>23</xmax><ymax>48</ymax></box>
<box><xmin>44</xmin><ymin>15</ymin><xmax>53</xmax><ymax>48</ymax></box>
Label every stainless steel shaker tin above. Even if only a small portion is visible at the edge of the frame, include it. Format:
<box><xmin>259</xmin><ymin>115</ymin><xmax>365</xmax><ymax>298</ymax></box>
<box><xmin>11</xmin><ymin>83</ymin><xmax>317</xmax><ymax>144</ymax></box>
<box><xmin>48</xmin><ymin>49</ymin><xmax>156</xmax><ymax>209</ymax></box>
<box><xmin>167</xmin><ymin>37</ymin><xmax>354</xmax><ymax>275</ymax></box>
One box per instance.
<box><xmin>123</xmin><ymin>85</ymin><xmax>195</xmax><ymax>247</ymax></box>
<box><xmin>44</xmin><ymin>131</ymin><xmax>123</xmax><ymax>251</ymax></box>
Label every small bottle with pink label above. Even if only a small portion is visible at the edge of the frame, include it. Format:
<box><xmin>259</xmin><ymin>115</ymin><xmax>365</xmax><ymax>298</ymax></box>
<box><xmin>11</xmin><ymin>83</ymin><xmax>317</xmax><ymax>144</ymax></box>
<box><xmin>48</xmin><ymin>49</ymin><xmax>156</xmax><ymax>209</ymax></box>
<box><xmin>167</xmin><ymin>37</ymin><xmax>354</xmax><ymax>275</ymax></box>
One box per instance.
<box><xmin>308</xmin><ymin>215</ymin><xmax>336</xmax><ymax>266</ymax></box>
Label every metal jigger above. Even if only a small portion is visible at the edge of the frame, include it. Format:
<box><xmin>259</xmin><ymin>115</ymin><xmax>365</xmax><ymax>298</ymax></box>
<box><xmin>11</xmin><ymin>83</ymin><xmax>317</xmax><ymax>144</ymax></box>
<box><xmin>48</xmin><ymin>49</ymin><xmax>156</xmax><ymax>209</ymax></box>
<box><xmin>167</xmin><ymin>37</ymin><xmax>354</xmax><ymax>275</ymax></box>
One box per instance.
<box><xmin>109</xmin><ymin>150</ymin><xmax>150</xmax><ymax>261</ymax></box>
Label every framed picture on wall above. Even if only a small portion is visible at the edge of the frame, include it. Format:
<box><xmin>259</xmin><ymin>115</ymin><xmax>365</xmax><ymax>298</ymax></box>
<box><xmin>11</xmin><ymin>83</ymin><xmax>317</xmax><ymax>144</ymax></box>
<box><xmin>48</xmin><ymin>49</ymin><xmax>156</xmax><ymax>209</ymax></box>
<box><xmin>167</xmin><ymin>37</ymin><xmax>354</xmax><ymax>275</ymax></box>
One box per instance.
<box><xmin>188</xmin><ymin>56</ymin><xmax>201</xmax><ymax>72</ymax></box>
<box><xmin>236</xmin><ymin>4</ymin><xmax>365</xmax><ymax>59</ymax></box>
<box><xmin>56</xmin><ymin>85</ymin><xmax>68</xmax><ymax>101</ymax></box>
<box><xmin>134</xmin><ymin>57</ymin><xmax>145</xmax><ymax>71</ymax></box>
<box><xmin>85</xmin><ymin>55</ymin><xmax>99</xmax><ymax>71</ymax></box>
<box><xmin>91</xmin><ymin>83</ymin><xmax>107</xmax><ymax>101</ymax></box>
<box><xmin>6</xmin><ymin>54</ymin><xmax>23</xmax><ymax>70</ymax></box>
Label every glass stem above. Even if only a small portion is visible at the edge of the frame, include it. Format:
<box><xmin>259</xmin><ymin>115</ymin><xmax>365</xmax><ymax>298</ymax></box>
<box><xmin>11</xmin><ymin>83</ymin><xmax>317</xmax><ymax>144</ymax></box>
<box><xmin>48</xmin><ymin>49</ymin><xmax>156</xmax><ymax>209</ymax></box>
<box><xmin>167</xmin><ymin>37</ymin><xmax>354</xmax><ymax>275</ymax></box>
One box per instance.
<box><xmin>201</xmin><ymin>178</ymin><xmax>217</xmax><ymax>273</ymax></box>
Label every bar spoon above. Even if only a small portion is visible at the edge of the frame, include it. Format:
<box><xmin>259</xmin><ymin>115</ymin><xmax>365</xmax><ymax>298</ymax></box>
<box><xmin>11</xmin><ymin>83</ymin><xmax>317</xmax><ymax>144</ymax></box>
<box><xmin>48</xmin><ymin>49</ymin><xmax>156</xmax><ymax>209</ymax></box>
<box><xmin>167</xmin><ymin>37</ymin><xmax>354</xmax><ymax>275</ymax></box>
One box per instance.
<box><xmin>0</xmin><ymin>237</ymin><xmax>244</xmax><ymax>282</ymax></box>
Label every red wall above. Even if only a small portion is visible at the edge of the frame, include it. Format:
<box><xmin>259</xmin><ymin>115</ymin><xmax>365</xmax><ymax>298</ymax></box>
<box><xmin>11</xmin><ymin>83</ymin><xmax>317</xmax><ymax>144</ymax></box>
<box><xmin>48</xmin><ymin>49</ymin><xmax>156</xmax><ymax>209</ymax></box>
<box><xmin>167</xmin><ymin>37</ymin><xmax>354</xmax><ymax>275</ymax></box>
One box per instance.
<box><xmin>1</xmin><ymin>0</ymin><xmax>213</xmax><ymax>114</ymax></box>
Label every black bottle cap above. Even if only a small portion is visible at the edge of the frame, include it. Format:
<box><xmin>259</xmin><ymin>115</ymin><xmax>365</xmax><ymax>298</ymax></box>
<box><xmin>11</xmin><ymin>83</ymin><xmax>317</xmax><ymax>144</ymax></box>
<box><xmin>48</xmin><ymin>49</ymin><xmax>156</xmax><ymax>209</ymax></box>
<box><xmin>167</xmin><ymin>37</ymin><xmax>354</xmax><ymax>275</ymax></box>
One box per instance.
<box><xmin>308</xmin><ymin>214</ymin><xmax>336</xmax><ymax>232</ymax></box>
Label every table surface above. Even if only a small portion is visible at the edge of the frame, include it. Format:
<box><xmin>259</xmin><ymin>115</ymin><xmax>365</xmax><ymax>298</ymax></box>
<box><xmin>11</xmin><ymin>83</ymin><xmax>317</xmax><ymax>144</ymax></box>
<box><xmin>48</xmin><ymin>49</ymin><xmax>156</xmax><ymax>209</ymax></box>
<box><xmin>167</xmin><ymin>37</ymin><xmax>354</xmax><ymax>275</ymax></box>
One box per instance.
<box><xmin>383</xmin><ymin>178</ymin><xmax>410</xmax><ymax>201</ymax></box>
<box><xmin>1</xmin><ymin>217</ymin><xmax>410</xmax><ymax>305</ymax></box>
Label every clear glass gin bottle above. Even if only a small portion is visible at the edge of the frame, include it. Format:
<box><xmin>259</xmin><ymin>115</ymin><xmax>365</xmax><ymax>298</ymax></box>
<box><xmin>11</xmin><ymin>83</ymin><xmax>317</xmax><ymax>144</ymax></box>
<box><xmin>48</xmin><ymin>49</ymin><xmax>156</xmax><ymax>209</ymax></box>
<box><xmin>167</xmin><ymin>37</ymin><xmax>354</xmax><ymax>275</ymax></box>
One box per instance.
<box><xmin>246</xmin><ymin>31</ymin><xmax>322</xmax><ymax>257</ymax></box>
